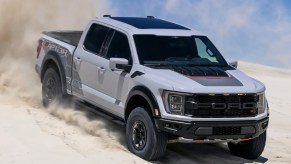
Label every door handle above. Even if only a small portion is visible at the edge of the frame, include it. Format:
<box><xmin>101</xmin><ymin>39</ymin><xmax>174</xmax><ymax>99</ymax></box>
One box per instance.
<box><xmin>97</xmin><ymin>66</ymin><xmax>105</xmax><ymax>72</ymax></box>
<box><xmin>74</xmin><ymin>57</ymin><xmax>82</xmax><ymax>62</ymax></box>
<box><xmin>74</xmin><ymin>57</ymin><xmax>82</xmax><ymax>71</ymax></box>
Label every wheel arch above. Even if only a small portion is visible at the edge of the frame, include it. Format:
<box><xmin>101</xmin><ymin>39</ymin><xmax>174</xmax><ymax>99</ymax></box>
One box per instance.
<box><xmin>41</xmin><ymin>51</ymin><xmax>67</xmax><ymax>94</ymax></box>
<box><xmin>125</xmin><ymin>86</ymin><xmax>161</xmax><ymax>122</ymax></box>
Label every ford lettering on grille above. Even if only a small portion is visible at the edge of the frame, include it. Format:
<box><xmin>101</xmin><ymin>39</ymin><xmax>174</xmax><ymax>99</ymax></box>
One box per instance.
<box><xmin>196</xmin><ymin>102</ymin><xmax>257</xmax><ymax>110</ymax></box>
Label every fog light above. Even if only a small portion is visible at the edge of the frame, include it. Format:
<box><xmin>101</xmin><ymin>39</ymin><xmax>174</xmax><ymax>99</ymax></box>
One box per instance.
<box><xmin>241</xmin><ymin>126</ymin><xmax>256</xmax><ymax>134</ymax></box>
<box><xmin>261</xmin><ymin>121</ymin><xmax>268</xmax><ymax>129</ymax></box>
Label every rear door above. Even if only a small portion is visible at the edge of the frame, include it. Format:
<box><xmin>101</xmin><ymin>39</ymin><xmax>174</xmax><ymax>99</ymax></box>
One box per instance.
<box><xmin>72</xmin><ymin>23</ymin><xmax>115</xmax><ymax>111</ymax></box>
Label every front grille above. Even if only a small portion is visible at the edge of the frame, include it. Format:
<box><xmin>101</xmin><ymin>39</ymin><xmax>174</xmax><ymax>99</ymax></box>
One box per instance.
<box><xmin>213</xmin><ymin>126</ymin><xmax>241</xmax><ymax>135</ymax></box>
<box><xmin>195</xmin><ymin>94</ymin><xmax>258</xmax><ymax>103</ymax></box>
<box><xmin>192</xmin><ymin>108</ymin><xmax>257</xmax><ymax>117</ymax></box>
<box><xmin>184</xmin><ymin>94</ymin><xmax>258</xmax><ymax>118</ymax></box>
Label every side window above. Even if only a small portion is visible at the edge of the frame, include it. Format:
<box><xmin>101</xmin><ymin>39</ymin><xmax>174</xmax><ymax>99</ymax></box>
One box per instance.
<box><xmin>83</xmin><ymin>24</ymin><xmax>110</xmax><ymax>54</ymax></box>
<box><xmin>106</xmin><ymin>31</ymin><xmax>132</xmax><ymax>62</ymax></box>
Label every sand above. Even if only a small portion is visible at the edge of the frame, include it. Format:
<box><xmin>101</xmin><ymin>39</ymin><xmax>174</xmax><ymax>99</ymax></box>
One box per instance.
<box><xmin>0</xmin><ymin>1</ymin><xmax>290</xmax><ymax>163</ymax></box>
<box><xmin>0</xmin><ymin>61</ymin><xmax>290</xmax><ymax>164</ymax></box>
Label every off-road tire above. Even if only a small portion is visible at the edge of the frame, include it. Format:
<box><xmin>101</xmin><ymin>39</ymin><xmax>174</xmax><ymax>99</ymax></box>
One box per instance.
<box><xmin>126</xmin><ymin>107</ymin><xmax>167</xmax><ymax>161</ymax></box>
<box><xmin>42</xmin><ymin>67</ymin><xmax>63</xmax><ymax>107</ymax></box>
<box><xmin>228</xmin><ymin>131</ymin><xmax>267</xmax><ymax>159</ymax></box>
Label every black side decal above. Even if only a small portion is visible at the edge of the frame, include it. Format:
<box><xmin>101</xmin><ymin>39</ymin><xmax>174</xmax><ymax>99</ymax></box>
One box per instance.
<box><xmin>41</xmin><ymin>38</ymin><xmax>75</xmax><ymax>94</ymax></box>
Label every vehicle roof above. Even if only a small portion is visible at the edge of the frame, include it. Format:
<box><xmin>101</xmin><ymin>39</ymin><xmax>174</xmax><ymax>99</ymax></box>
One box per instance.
<box><xmin>110</xmin><ymin>17</ymin><xmax>190</xmax><ymax>30</ymax></box>
<box><xmin>93</xmin><ymin>16</ymin><xmax>205</xmax><ymax>36</ymax></box>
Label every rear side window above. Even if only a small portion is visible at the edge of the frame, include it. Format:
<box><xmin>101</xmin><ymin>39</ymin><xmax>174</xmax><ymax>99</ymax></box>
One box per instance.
<box><xmin>106</xmin><ymin>31</ymin><xmax>132</xmax><ymax>62</ymax></box>
<box><xmin>83</xmin><ymin>24</ymin><xmax>110</xmax><ymax>54</ymax></box>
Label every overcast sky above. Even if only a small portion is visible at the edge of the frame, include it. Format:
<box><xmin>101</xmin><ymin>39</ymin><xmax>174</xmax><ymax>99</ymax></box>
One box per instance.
<box><xmin>99</xmin><ymin>0</ymin><xmax>291</xmax><ymax>68</ymax></box>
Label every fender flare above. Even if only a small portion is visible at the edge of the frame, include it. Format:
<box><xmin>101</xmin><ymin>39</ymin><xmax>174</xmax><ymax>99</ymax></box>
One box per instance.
<box><xmin>125</xmin><ymin>86</ymin><xmax>161</xmax><ymax>120</ymax></box>
<box><xmin>41</xmin><ymin>51</ymin><xmax>67</xmax><ymax>94</ymax></box>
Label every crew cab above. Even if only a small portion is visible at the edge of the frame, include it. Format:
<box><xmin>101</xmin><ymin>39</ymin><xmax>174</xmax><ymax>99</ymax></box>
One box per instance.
<box><xmin>35</xmin><ymin>16</ymin><xmax>269</xmax><ymax>160</ymax></box>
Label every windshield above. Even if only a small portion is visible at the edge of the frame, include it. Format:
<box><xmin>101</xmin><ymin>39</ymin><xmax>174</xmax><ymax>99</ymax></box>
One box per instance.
<box><xmin>133</xmin><ymin>35</ymin><xmax>228</xmax><ymax>67</ymax></box>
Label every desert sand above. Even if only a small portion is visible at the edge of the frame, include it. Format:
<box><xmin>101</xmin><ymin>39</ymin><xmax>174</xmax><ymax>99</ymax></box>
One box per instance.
<box><xmin>0</xmin><ymin>61</ymin><xmax>291</xmax><ymax>164</ymax></box>
<box><xmin>0</xmin><ymin>1</ymin><xmax>291</xmax><ymax>163</ymax></box>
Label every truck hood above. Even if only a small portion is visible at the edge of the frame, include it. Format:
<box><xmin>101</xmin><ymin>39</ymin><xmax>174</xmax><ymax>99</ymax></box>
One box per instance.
<box><xmin>144</xmin><ymin>66</ymin><xmax>265</xmax><ymax>93</ymax></box>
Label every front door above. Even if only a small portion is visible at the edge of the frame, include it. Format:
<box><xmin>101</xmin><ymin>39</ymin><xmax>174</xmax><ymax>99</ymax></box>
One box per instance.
<box><xmin>94</xmin><ymin>30</ymin><xmax>133</xmax><ymax>117</ymax></box>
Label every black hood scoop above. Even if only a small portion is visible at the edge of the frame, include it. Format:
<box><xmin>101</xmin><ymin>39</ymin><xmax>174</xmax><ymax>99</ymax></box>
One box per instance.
<box><xmin>173</xmin><ymin>66</ymin><xmax>230</xmax><ymax>77</ymax></box>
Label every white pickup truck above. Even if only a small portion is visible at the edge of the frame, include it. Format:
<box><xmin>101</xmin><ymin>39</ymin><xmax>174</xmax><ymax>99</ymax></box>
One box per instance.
<box><xmin>35</xmin><ymin>16</ymin><xmax>269</xmax><ymax>161</ymax></box>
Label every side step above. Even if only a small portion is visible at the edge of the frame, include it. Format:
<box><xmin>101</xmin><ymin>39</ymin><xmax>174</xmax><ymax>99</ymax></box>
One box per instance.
<box><xmin>74</xmin><ymin>100</ymin><xmax>126</xmax><ymax>126</ymax></box>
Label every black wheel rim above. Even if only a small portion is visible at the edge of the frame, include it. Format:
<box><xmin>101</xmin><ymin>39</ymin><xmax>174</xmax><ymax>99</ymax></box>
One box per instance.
<box><xmin>132</xmin><ymin>120</ymin><xmax>147</xmax><ymax>150</ymax></box>
<box><xmin>45</xmin><ymin>77</ymin><xmax>57</xmax><ymax>102</ymax></box>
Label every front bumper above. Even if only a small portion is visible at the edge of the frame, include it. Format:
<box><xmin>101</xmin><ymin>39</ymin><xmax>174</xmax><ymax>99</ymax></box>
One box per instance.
<box><xmin>155</xmin><ymin>117</ymin><xmax>268</xmax><ymax>140</ymax></box>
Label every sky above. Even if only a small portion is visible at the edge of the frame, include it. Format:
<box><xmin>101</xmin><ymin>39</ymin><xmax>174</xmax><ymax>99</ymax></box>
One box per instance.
<box><xmin>98</xmin><ymin>0</ymin><xmax>291</xmax><ymax>69</ymax></box>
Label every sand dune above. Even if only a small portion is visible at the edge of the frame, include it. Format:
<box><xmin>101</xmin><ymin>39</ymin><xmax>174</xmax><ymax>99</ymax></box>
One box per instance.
<box><xmin>0</xmin><ymin>61</ymin><xmax>291</xmax><ymax>164</ymax></box>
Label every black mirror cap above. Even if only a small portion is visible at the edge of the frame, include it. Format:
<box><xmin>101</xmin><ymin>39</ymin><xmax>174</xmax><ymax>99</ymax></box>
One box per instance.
<box><xmin>116</xmin><ymin>64</ymin><xmax>132</xmax><ymax>72</ymax></box>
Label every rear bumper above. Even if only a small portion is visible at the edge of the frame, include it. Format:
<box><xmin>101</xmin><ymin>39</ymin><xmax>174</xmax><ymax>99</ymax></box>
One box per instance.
<box><xmin>155</xmin><ymin>117</ymin><xmax>268</xmax><ymax>140</ymax></box>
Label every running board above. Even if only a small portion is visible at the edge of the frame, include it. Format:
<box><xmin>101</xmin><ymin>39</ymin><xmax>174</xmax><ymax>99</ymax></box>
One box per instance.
<box><xmin>74</xmin><ymin>100</ymin><xmax>126</xmax><ymax>126</ymax></box>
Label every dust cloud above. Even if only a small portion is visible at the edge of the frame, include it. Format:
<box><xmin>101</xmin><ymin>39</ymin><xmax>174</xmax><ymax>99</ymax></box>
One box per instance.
<box><xmin>0</xmin><ymin>0</ymin><xmax>124</xmax><ymax>149</ymax></box>
<box><xmin>0</xmin><ymin>0</ymin><xmax>97</xmax><ymax>102</ymax></box>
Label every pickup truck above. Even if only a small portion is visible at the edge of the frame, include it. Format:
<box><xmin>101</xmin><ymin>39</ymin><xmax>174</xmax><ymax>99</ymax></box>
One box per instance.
<box><xmin>35</xmin><ymin>16</ymin><xmax>269</xmax><ymax>161</ymax></box>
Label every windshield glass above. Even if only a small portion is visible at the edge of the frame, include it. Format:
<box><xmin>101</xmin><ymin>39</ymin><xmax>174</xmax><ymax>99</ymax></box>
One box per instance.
<box><xmin>133</xmin><ymin>35</ymin><xmax>228</xmax><ymax>67</ymax></box>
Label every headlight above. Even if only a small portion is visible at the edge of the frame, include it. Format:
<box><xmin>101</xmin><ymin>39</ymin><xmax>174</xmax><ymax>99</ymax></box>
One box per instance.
<box><xmin>257</xmin><ymin>92</ymin><xmax>266</xmax><ymax>114</ymax></box>
<box><xmin>163</xmin><ymin>91</ymin><xmax>190</xmax><ymax>115</ymax></box>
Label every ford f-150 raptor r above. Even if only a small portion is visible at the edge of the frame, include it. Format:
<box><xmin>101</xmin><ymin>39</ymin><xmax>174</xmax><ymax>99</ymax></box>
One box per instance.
<box><xmin>35</xmin><ymin>16</ymin><xmax>269</xmax><ymax>161</ymax></box>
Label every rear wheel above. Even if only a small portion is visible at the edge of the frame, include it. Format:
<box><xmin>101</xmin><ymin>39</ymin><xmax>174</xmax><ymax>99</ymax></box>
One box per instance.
<box><xmin>42</xmin><ymin>67</ymin><xmax>63</xmax><ymax>107</ymax></box>
<box><xmin>228</xmin><ymin>131</ymin><xmax>267</xmax><ymax>159</ymax></box>
<box><xmin>126</xmin><ymin>107</ymin><xmax>167</xmax><ymax>161</ymax></box>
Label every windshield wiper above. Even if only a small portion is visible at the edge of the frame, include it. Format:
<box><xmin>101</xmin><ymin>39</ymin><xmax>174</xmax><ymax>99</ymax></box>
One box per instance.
<box><xmin>185</xmin><ymin>64</ymin><xmax>223</xmax><ymax>67</ymax></box>
<box><xmin>144</xmin><ymin>63</ymin><xmax>176</xmax><ymax>68</ymax></box>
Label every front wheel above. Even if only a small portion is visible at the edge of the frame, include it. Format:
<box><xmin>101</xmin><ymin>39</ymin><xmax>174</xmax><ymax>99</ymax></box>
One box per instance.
<box><xmin>228</xmin><ymin>131</ymin><xmax>267</xmax><ymax>159</ymax></box>
<box><xmin>126</xmin><ymin>107</ymin><xmax>167</xmax><ymax>161</ymax></box>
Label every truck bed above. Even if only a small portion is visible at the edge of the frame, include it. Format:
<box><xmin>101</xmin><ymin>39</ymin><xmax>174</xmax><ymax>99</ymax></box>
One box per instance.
<box><xmin>43</xmin><ymin>31</ymin><xmax>82</xmax><ymax>47</ymax></box>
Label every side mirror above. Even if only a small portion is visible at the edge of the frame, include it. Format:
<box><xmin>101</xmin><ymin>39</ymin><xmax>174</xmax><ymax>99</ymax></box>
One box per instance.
<box><xmin>109</xmin><ymin>58</ymin><xmax>131</xmax><ymax>72</ymax></box>
<box><xmin>229</xmin><ymin>61</ymin><xmax>238</xmax><ymax>68</ymax></box>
